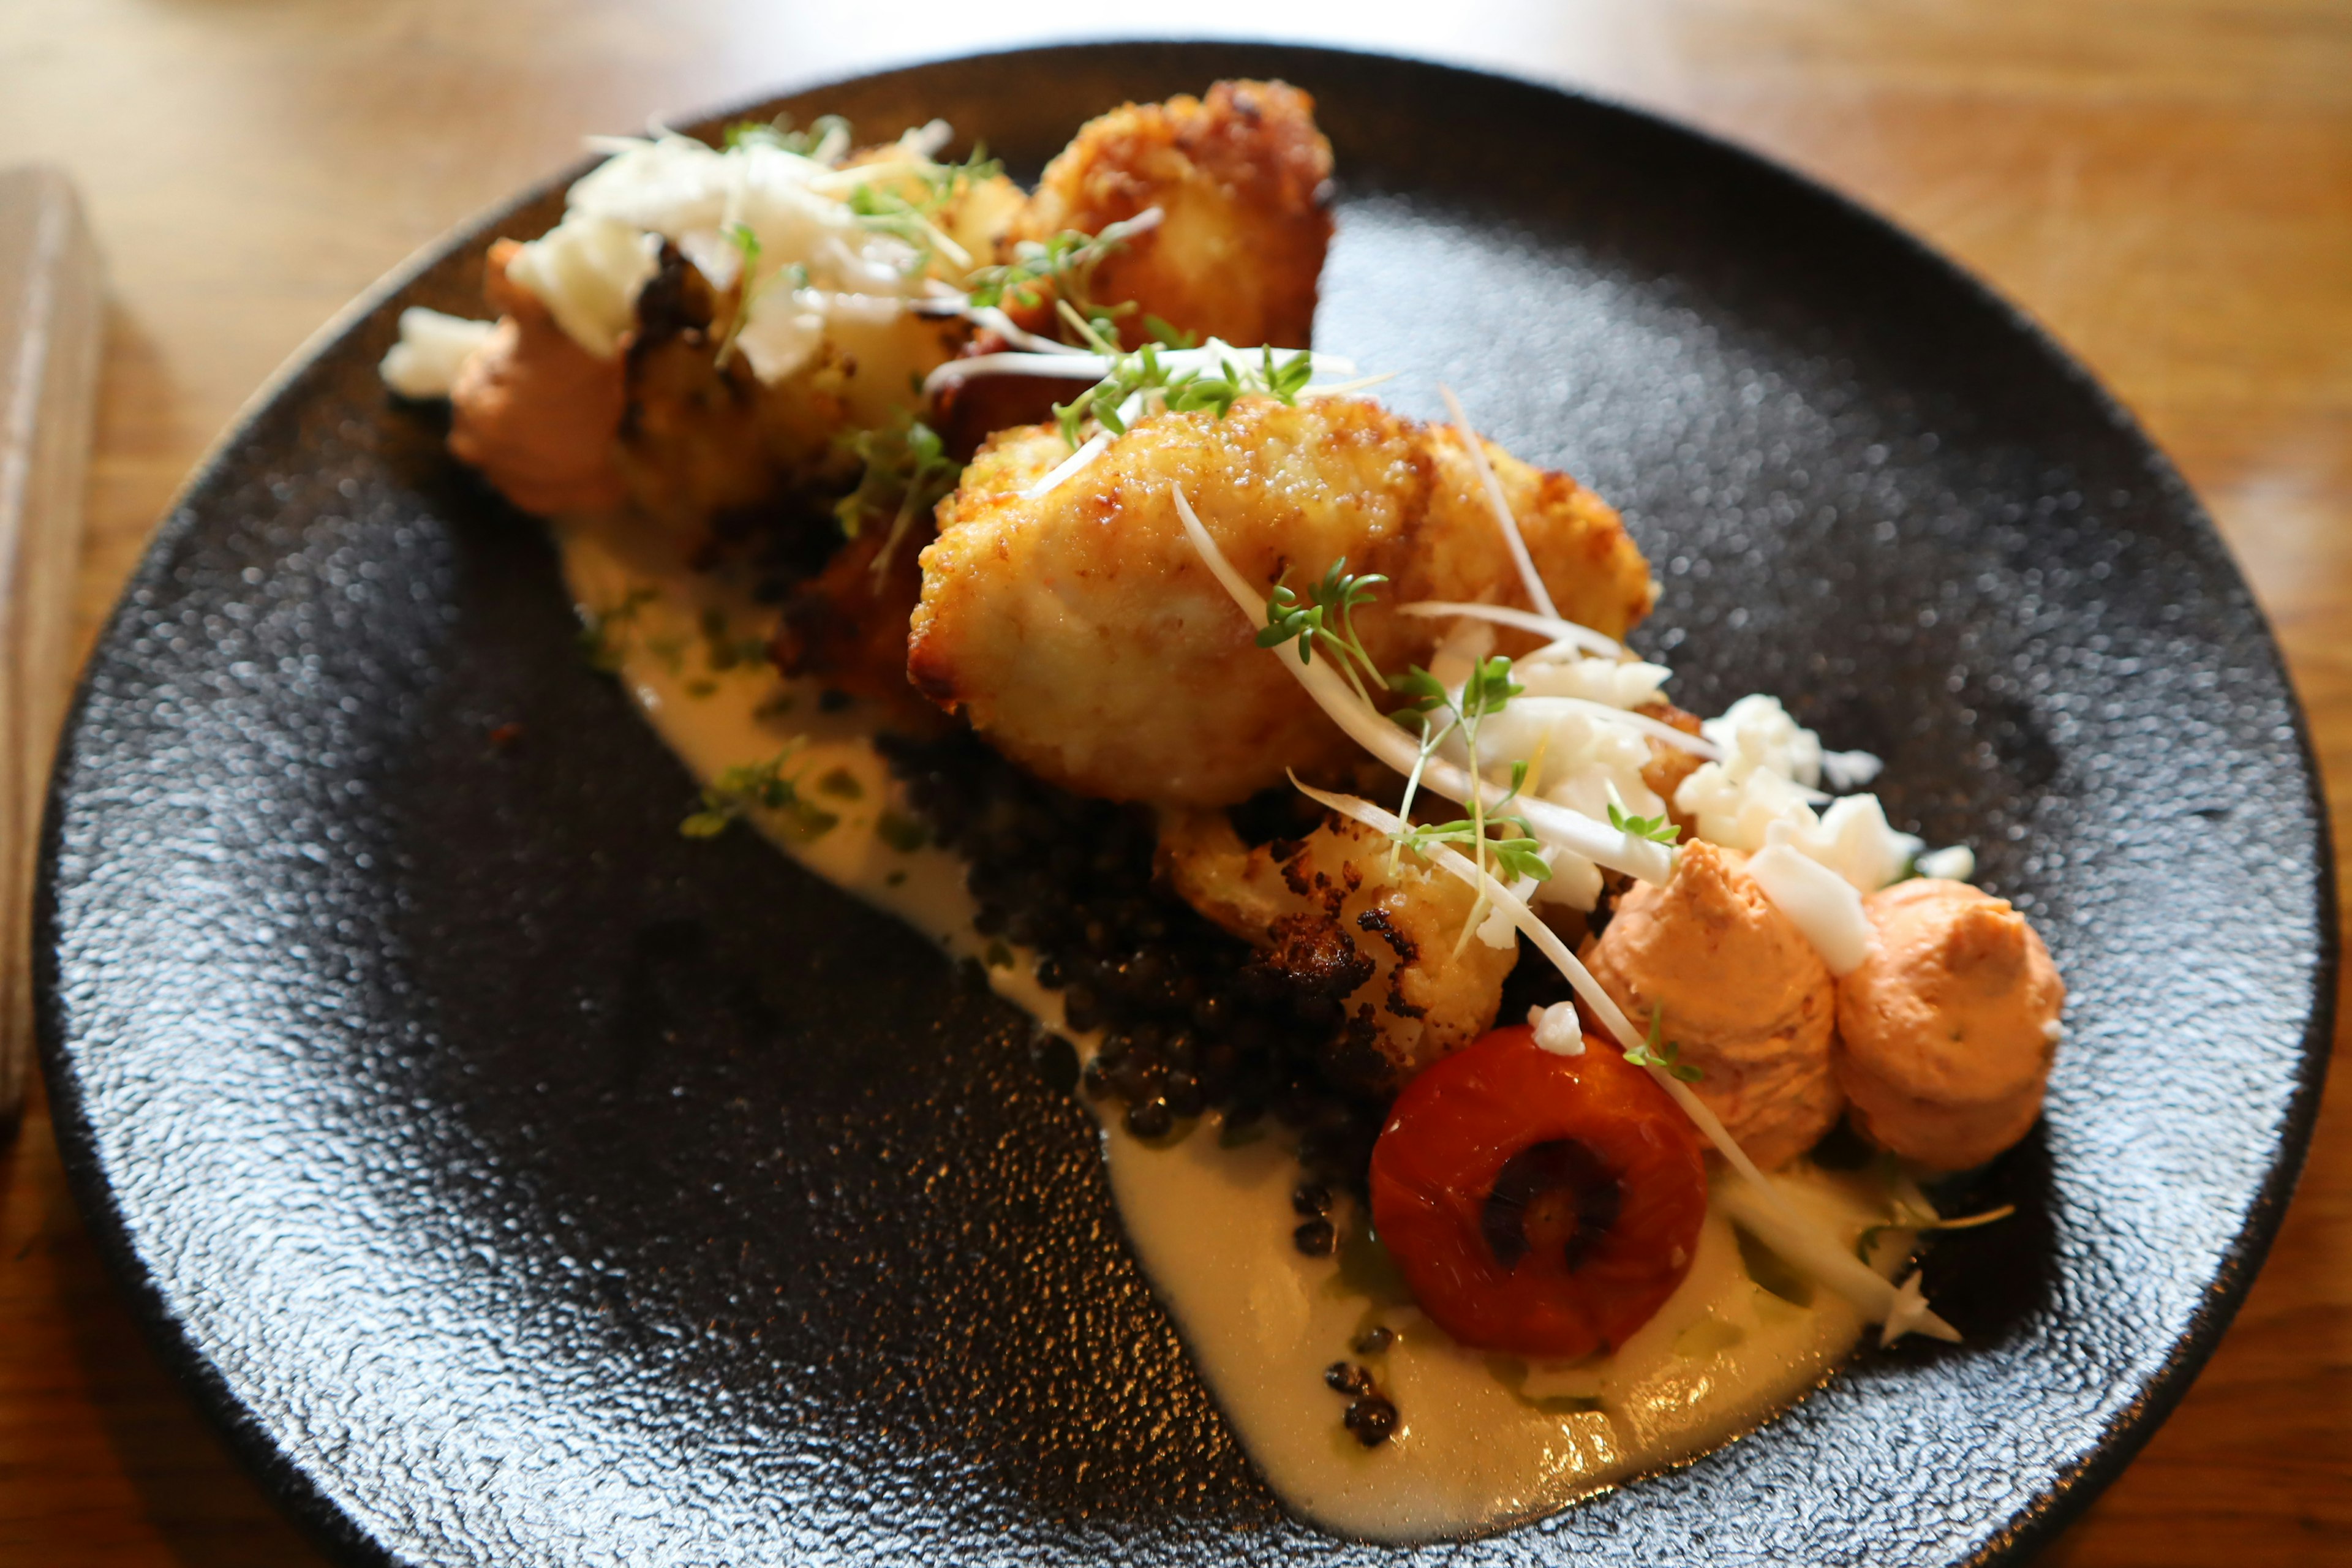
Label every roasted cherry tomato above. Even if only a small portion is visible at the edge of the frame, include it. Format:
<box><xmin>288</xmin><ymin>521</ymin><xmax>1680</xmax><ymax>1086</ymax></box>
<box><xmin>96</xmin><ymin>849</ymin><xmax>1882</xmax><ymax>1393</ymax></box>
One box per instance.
<box><xmin>1368</xmin><ymin>1024</ymin><xmax>1708</xmax><ymax>1358</ymax></box>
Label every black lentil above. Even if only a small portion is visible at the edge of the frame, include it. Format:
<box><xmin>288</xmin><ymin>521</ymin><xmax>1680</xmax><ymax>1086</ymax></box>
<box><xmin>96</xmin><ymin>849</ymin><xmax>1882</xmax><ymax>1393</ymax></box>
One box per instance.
<box><xmin>1324</xmin><ymin>1360</ymin><xmax>1373</xmax><ymax>1396</ymax></box>
<box><xmin>1292</xmin><ymin>1182</ymin><xmax>1333</xmax><ymax>1218</ymax></box>
<box><xmin>1292</xmin><ymin>1218</ymin><xmax>1337</xmax><ymax>1257</ymax></box>
<box><xmin>1352</xmin><ymin>1324</ymin><xmax>1396</xmax><ymax>1355</ymax></box>
<box><xmin>1344</xmin><ymin>1394</ymin><xmax>1398</xmax><ymax>1446</ymax></box>
<box><xmin>880</xmin><ymin>730</ymin><xmax>1392</xmax><ymax>1193</ymax></box>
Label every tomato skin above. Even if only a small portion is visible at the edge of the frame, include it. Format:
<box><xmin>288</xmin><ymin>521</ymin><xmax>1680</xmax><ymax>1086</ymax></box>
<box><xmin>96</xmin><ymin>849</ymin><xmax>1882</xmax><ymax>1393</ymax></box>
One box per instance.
<box><xmin>1368</xmin><ymin>1025</ymin><xmax>1709</xmax><ymax>1359</ymax></box>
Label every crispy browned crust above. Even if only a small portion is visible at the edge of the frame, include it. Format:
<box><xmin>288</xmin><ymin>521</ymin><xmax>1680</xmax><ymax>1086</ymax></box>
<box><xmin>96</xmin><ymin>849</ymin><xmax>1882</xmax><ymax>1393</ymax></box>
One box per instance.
<box><xmin>1158</xmin><ymin>807</ymin><xmax>1514</xmax><ymax>1094</ymax></box>
<box><xmin>1014</xmin><ymin>80</ymin><xmax>1334</xmax><ymax>349</ymax></box>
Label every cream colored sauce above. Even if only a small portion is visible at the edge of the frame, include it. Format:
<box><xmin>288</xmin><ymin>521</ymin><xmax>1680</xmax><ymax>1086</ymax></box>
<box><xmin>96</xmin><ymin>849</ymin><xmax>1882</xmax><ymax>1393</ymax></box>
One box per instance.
<box><xmin>557</xmin><ymin>526</ymin><xmax>1915</xmax><ymax>1544</ymax></box>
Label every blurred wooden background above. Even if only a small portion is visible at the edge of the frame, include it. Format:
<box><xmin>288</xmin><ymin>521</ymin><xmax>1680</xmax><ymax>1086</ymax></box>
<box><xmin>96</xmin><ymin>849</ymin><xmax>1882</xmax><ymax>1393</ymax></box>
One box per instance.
<box><xmin>0</xmin><ymin>1</ymin><xmax>2345</xmax><ymax>1562</ymax></box>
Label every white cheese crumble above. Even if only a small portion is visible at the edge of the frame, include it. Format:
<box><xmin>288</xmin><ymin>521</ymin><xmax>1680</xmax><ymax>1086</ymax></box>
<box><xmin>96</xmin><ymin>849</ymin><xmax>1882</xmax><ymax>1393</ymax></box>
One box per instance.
<box><xmin>1528</xmin><ymin>1002</ymin><xmax>1586</xmax><ymax>1055</ymax></box>
<box><xmin>378</xmin><ymin>308</ymin><xmax>497</xmax><ymax>399</ymax></box>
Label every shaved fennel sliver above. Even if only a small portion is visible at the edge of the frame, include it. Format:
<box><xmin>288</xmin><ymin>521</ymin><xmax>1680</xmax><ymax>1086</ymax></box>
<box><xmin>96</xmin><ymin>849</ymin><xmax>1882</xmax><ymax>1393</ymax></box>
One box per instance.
<box><xmin>1439</xmin><ymin>385</ymin><xmax>1558</xmax><ymax>623</ymax></box>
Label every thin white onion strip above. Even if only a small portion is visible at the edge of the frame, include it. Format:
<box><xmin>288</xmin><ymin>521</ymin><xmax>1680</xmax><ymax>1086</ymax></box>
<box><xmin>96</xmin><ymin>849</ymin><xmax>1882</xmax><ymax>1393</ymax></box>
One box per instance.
<box><xmin>1398</xmin><ymin>599</ymin><xmax>1622</xmax><ymax>658</ymax></box>
<box><xmin>1439</xmin><ymin>384</ymin><xmax>1558</xmax><ymax>622</ymax></box>
<box><xmin>913</xmin><ymin>288</ymin><xmax>1085</xmax><ymax>355</ymax></box>
<box><xmin>1542</xmin><ymin>696</ymin><xmax>1723</xmax><ymax>759</ymax></box>
<box><xmin>1292</xmin><ymin>777</ymin><xmax>1959</xmax><ymax>1344</ymax></box>
<box><xmin>1023</xmin><ymin>431</ymin><xmax>1113</xmax><ymax>499</ymax></box>
<box><xmin>1174</xmin><ymin>489</ymin><xmax>1673</xmax><ymax>884</ymax></box>
<box><xmin>922</xmin><ymin>341</ymin><xmax>1359</xmax><ymax>401</ymax></box>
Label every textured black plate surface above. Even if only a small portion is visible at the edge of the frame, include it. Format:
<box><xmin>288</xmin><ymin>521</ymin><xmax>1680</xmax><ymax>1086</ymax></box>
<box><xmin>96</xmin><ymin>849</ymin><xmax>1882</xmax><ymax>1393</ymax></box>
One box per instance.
<box><xmin>39</xmin><ymin>40</ymin><xmax>2336</xmax><ymax>1568</ymax></box>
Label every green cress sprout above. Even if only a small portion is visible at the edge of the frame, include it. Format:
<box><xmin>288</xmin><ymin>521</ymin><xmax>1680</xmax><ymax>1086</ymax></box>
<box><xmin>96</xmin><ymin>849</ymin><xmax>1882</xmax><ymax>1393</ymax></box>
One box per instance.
<box><xmin>965</xmin><ymin>211</ymin><xmax>1155</xmax><ymax>323</ymax></box>
<box><xmin>578</xmin><ymin>586</ymin><xmax>657</xmax><ymax>672</ymax></box>
<box><xmin>680</xmin><ymin>743</ymin><xmax>839</xmax><ymax>843</ymax></box>
<box><xmin>1250</xmin><ymin>565</ymin><xmax>1545</xmax><ymax>939</ymax></box>
<box><xmin>712</xmin><ymin>224</ymin><xmax>809</xmax><ymax>372</ymax></box>
<box><xmin>1624</xmin><ymin>1007</ymin><xmax>1705</xmax><ymax>1082</ymax></box>
<box><xmin>723</xmin><ymin>113</ymin><xmax>853</xmax><ymax>161</ymax></box>
<box><xmin>1605</xmin><ymin>785</ymin><xmax>1683</xmax><ymax>845</ymax></box>
<box><xmin>1256</xmin><ymin>558</ymin><xmax>1389</xmax><ymax>705</ymax></box>
<box><xmin>1052</xmin><ymin>341</ymin><xmax>1317</xmax><ymax>450</ymax></box>
<box><xmin>834</xmin><ymin>413</ymin><xmax>960</xmax><ymax>539</ymax></box>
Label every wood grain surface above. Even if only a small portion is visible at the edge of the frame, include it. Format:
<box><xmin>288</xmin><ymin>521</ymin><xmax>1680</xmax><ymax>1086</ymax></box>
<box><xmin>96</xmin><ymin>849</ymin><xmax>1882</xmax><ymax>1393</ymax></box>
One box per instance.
<box><xmin>0</xmin><ymin>2</ymin><xmax>2344</xmax><ymax>1563</ymax></box>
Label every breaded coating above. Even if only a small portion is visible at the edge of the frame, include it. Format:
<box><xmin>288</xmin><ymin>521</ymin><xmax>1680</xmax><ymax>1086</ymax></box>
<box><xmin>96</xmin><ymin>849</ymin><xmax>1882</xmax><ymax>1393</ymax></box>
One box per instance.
<box><xmin>1583</xmin><ymin>840</ymin><xmax>1844</xmax><ymax>1169</ymax></box>
<box><xmin>614</xmin><ymin>245</ymin><xmax>970</xmax><ymax>549</ymax></box>
<box><xmin>450</xmin><ymin>241</ymin><xmax>628</xmax><ymax>516</ymax></box>
<box><xmin>1835</xmin><ymin>879</ymin><xmax>2064</xmax><ymax>1170</ymax></box>
<box><xmin>1014</xmin><ymin>80</ymin><xmax>1333</xmax><ymax>349</ymax></box>
<box><xmin>909</xmin><ymin>394</ymin><xmax>1654</xmax><ymax>806</ymax></box>
<box><xmin>1159</xmin><ymin>808</ymin><xmax>1514</xmax><ymax>1094</ymax></box>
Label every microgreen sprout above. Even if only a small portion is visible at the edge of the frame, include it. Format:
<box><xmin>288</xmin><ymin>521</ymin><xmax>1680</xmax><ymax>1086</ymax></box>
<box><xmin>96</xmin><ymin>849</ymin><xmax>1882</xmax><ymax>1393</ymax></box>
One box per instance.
<box><xmin>723</xmin><ymin>113</ymin><xmax>853</xmax><ymax>162</ymax></box>
<box><xmin>1255</xmin><ymin>558</ymin><xmax>1389</xmax><ymax>706</ymax></box>
<box><xmin>712</xmin><ymin>224</ymin><xmax>808</xmax><ymax>371</ymax></box>
<box><xmin>1605</xmin><ymin>783</ymin><xmax>1683</xmax><ymax>845</ymax></box>
<box><xmin>1050</xmin><ymin>341</ymin><xmax>1317</xmax><ymax>450</ymax></box>
<box><xmin>1855</xmin><ymin>1202</ymin><xmax>2017</xmax><ymax>1263</ymax></box>
<box><xmin>1624</xmin><ymin>1007</ymin><xmax>1705</xmax><ymax>1082</ymax></box>
<box><xmin>833</xmin><ymin>412</ymin><xmax>962</xmax><ymax>581</ymax></box>
<box><xmin>965</xmin><ymin>210</ymin><xmax>1156</xmax><ymax>323</ymax></box>
<box><xmin>1387</xmin><ymin>654</ymin><xmax>1528</xmax><ymax>942</ymax></box>
<box><xmin>680</xmin><ymin>742</ymin><xmax>839</xmax><ymax>842</ymax></box>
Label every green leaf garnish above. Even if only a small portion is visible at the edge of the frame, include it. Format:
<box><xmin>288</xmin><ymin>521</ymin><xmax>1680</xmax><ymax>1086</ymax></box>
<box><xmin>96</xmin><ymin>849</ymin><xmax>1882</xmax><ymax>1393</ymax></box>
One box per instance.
<box><xmin>1606</xmin><ymin>790</ymin><xmax>1683</xmax><ymax>845</ymax></box>
<box><xmin>1624</xmin><ymin>1007</ymin><xmax>1705</xmax><ymax>1082</ymax></box>
<box><xmin>679</xmin><ymin>743</ymin><xmax>839</xmax><ymax>842</ymax></box>
<box><xmin>834</xmin><ymin>412</ymin><xmax>962</xmax><ymax>539</ymax></box>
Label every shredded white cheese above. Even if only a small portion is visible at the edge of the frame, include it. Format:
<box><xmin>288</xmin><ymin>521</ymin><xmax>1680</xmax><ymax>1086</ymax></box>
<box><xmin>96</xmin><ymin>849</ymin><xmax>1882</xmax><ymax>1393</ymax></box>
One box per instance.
<box><xmin>1744</xmin><ymin>844</ymin><xmax>1877</xmax><ymax>976</ymax></box>
<box><xmin>1528</xmin><ymin>1002</ymin><xmax>1585</xmax><ymax>1055</ymax></box>
<box><xmin>379</xmin><ymin>309</ymin><xmax>497</xmax><ymax>399</ymax></box>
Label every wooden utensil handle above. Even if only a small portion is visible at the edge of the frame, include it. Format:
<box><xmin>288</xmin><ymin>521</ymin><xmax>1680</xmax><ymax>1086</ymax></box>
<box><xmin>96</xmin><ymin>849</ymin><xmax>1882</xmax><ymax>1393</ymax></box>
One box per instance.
<box><xmin>0</xmin><ymin>167</ymin><xmax>101</xmax><ymax>1135</ymax></box>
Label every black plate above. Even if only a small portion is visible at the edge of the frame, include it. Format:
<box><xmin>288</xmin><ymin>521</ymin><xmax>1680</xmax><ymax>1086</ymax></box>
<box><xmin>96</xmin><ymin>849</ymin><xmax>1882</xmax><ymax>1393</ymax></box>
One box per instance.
<box><xmin>39</xmin><ymin>40</ymin><xmax>2336</xmax><ymax>1568</ymax></box>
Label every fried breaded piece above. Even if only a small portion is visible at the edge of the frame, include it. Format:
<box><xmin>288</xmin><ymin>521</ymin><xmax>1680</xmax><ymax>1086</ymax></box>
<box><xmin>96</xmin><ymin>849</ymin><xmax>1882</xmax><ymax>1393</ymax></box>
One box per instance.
<box><xmin>614</xmin><ymin>246</ymin><xmax>970</xmax><ymax>550</ymax></box>
<box><xmin>1014</xmin><ymin>80</ymin><xmax>1333</xmax><ymax>349</ymax></box>
<box><xmin>909</xmin><ymin>394</ymin><xmax>1654</xmax><ymax>807</ymax></box>
<box><xmin>449</xmin><ymin>240</ymin><xmax>628</xmax><ymax>516</ymax></box>
<box><xmin>1159</xmin><ymin>808</ymin><xmax>1514</xmax><ymax>1094</ymax></box>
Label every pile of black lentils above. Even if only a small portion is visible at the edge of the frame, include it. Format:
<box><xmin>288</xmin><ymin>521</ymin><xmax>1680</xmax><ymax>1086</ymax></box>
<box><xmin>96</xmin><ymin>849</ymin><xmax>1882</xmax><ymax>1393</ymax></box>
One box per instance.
<box><xmin>881</xmin><ymin>729</ymin><xmax>1394</xmax><ymax>1210</ymax></box>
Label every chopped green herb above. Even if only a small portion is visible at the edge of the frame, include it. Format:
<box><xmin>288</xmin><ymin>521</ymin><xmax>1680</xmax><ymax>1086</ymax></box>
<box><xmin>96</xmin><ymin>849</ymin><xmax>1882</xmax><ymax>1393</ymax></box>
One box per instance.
<box><xmin>983</xmin><ymin>940</ymin><xmax>1015</xmax><ymax>969</ymax></box>
<box><xmin>816</xmin><ymin>766</ymin><xmax>865</xmax><ymax>800</ymax></box>
<box><xmin>753</xmin><ymin>692</ymin><xmax>797</xmax><ymax>720</ymax></box>
<box><xmin>722</xmin><ymin>113</ymin><xmax>852</xmax><ymax>162</ymax></box>
<box><xmin>679</xmin><ymin>744</ymin><xmax>839</xmax><ymax>842</ymax></box>
<box><xmin>884</xmin><ymin>869</ymin><xmax>907</xmax><ymax>887</ymax></box>
<box><xmin>876</xmin><ymin>810</ymin><xmax>929</xmax><ymax>853</ymax></box>
<box><xmin>577</xmin><ymin>586</ymin><xmax>657</xmax><ymax>672</ymax></box>
<box><xmin>683</xmin><ymin>677</ymin><xmax>717</xmax><ymax>699</ymax></box>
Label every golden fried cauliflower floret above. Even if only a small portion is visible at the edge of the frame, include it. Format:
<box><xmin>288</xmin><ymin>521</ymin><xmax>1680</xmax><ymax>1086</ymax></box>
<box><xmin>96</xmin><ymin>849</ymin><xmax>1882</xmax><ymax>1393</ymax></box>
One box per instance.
<box><xmin>1159</xmin><ymin>808</ymin><xmax>1514</xmax><ymax>1093</ymax></box>
<box><xmin>1583</xmin><ymin>840</ymin><xmax>1844</xmax><ymax>1169</ymax></box>
<box><xmin>1835</xmin><ymin>879</ymin><xmax>2065</xmax><ymax>1170</ymax></box>
<box><xmin>908</xmin><ymin>394</ymin><xmax>1654</xmax><ymax>807</ymax></box>
<box><xmin>1014</xmin><ymin>80</ymin><xmax>1333</xmax><ymax>348</ymax></box>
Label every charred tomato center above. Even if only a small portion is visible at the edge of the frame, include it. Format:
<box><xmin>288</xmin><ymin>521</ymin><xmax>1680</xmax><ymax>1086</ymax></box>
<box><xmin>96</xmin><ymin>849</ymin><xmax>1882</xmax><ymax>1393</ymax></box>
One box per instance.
<box><xmin>1480</xmin><ymin>1138</ymin><xmax>1624</xmax><ymax>1272</ymax></box>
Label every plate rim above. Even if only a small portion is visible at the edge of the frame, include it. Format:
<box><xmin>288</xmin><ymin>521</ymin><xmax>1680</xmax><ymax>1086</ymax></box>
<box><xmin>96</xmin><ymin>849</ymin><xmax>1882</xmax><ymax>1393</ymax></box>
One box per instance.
<box><xmin>35</xmin><ymin>36</ymin><xmax>2341</xmax><ymax>1568</ymax></box>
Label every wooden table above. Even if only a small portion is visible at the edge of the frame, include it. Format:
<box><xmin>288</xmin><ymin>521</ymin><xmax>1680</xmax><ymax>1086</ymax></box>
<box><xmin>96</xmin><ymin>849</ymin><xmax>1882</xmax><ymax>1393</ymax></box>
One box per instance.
<box><xmin>2</xmin><ymin>2</ymin><xmax>2345</xmax><ymax>1561</ymax></box>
